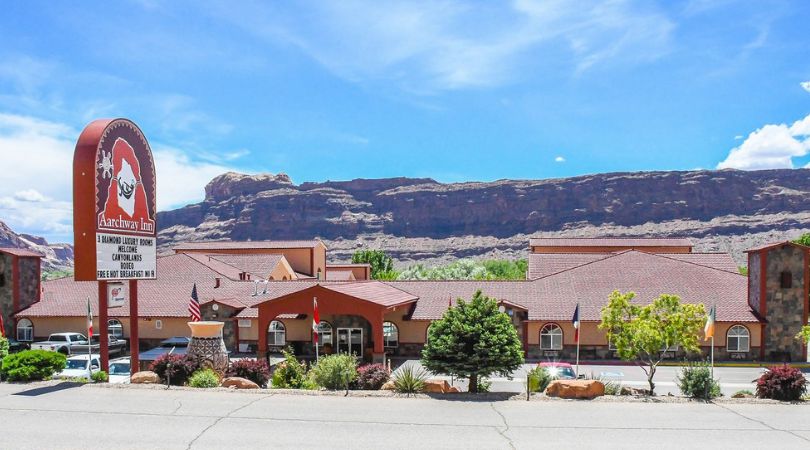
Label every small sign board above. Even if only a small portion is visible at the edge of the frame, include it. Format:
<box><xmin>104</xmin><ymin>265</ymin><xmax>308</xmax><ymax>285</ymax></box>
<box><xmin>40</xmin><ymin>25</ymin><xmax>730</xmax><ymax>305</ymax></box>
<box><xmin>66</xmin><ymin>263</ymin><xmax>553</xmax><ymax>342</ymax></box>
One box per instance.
<box><xmin>108</xmin><ymin>282</ymin><xmax>126</xmax><ymax>308</ymax></box>
<box><xmin>73</xmin><ymin>119</ymin><xmax>157</xmax><ymax>281</ymax></box>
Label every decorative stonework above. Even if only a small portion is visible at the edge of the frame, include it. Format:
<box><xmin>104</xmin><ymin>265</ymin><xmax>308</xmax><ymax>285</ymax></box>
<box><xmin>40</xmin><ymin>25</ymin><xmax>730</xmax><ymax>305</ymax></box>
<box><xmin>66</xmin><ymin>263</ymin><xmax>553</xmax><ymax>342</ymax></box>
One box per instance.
<box><xmin>762</xmin><ymin>246</ymin><xmax>806</xmax><ymax>362</ymax></box>
<box><xmin>187</xmin><ymin>322</ymin><xmax>229</xmax><ymax>376</ymax></box>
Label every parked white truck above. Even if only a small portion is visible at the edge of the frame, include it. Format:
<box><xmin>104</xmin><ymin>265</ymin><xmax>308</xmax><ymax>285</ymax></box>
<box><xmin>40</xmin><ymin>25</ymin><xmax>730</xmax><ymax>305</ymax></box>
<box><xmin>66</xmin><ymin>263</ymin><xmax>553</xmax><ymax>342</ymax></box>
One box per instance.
<box><xmin>31</xmin><ymin>333</ymin><xmax>89</xmax><ymax>355</ymax></box>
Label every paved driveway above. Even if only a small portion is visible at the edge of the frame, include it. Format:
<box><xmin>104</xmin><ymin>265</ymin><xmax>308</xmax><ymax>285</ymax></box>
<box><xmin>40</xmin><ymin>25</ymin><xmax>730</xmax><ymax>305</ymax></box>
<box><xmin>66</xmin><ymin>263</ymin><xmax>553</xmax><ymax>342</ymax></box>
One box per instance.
<box><xmin>1</xmin><ymin>382</ymin><xmax>809</xmax><ymax>449</ymax></box>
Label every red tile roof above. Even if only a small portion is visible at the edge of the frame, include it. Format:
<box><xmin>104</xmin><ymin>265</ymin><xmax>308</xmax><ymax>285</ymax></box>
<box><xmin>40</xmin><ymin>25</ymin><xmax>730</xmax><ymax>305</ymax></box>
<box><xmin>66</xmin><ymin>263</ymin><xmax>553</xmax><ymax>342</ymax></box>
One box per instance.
<box><xmin>208</xmin><ymin>254</ymin><xmax>286</xmax><ymax>279</ymax></box>
<box><xmin>529</xmin><ymin>237</ymin><xmax>693</xmax><ymax>248</ymax></box>
<box><xmin>325</xmin><ymin>270</ymin><xmax>355</xmax><ymax>281</ymax></box>
<box><xmin>528</xmin><ymin>252</ymin><xmax>740</xmax><ymax>279</ymax></box>
<box><xmin>0</xmin><ymin>247</ymin><xmax>44</xmax><ymax>257</ymax></box>
<box><xmin>326</xmin><ymin>263</ymin><xmax>371</xmax><ymax>268</ymax></box>
<box><xmin>744</xmin><ymin>241</ymin><xmax>810</xmax><ymax>253</ymax></box>
<box><xmin>174</xmin><ymin>240</ymin><xmax>325</xmax><ymax>251</ymax></box>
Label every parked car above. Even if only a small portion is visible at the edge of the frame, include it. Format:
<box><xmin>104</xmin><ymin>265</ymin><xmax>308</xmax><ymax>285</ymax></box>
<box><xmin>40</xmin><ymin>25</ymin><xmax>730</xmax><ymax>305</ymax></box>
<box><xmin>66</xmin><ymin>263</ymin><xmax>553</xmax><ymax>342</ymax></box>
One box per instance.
<box><xmin>55</xmin><ymin>354</ymin><xmax>101</xmax><ymax>380</ymax></box>
<box><xmin>538</xmin><ymin>362</ymin><xmax>577</xmax><ymax>380</ymax></box>
<box><xmin>7</xmin><ymin>337</ymin><xmax>30</xmax><ymax>353</ymax></box>
<box><xmin>138</xmin><ymin>336</ymin><xmax>190</xmax><ymax>371</ymax></box>
<box><xmin>108</xmin><ymin>357</ymin><xmax>131</xmax><ymax>384</ymax></box>
<box><xmin>31</xmin><ymin>333</ymin><xmax>88</xmax><ymax>355</ymax></box>
<box><xmin>71</xmin><ymin>335</ymin><xmax>128</xmax><ymax>357</ymax></box>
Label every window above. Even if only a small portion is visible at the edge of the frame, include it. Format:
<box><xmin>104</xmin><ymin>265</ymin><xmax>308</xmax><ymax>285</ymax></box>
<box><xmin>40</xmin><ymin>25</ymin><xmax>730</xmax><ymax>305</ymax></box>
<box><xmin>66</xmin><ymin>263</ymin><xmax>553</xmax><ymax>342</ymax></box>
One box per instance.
<box><xmin>268</xmin><ymin>320</ymin><xmax>286</xmax><ymax>346</ymax></box>
<box><xmin>238</xmin><ymin>319</ymin><xmax>252</xmax><ymax>328</ymax></box>
<box><xmin>155</xmin><ymin>320</ymin><xmax>163</xmax><ymax>330</ymax></box>
<box><xmin>108</xmin><ymin>319</ymin><xmax>124</xmax><ymax>339</ymax></box>
<box><xmin>383</xmin><ymin>321</ymin><xmax>399</xmax><ymax>348</ymax></box>
<box><xmin>315</xmin><ymin>321</ymin><xmax>332</xmax><ymax>347</ymax></box>
<box><xmin>17</xmin><ymin>318</ymin><xmax>33</xmax><ymax>342</ymax></box>
<box><xmin>540</xmin><ymin>324</ymin><xmax>563</xmax><ymax>350</ymax></box>
<box><xmin>727</xmin><ymin>325</ymin><xmax>750</xmax><ymax>352</ymax></box>
<box><xmin>608</xmin><ymin>338</ymin><xmax>617</xmax><ymax>351</ymax></box>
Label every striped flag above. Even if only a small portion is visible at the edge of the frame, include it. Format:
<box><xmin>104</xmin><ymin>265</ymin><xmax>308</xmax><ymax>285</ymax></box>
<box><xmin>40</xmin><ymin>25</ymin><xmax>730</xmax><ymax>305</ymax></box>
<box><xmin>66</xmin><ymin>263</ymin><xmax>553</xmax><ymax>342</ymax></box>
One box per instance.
<box><xmin>572</xmin><ymin>303</ymin><xmax>580</xmax><ymax>343</ymax></box>
<box><xmin>0</xmin><ymin>311</ymin><xmax>5</xmax><ymax>337</ymax></box>
<box><xmin>189</xmin><ymin>283</ymin><xmax>201</xmax><ymax>322</ymax></box>
<box><xmin>704</xmin><ymin>304</ymin><xmax>716</xmax><ymax>341</ymax></box>
<box><xmin>86</xmin><ymin>297</ymin><xmax>94</xmax><ymax>339</ymax></box>
<box><xmin>312</xmin><ymin>297</ymin><xmax>320</xmax><ymax>345</ymax></box>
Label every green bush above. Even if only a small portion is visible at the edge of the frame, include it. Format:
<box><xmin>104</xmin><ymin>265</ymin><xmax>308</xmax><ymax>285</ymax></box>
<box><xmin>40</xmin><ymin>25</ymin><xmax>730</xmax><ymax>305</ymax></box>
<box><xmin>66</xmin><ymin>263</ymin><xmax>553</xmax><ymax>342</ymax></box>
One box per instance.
<box><xmin>527</xmin><ymin>367</ymin><xmax>552</xmax><ymax>393</ymax></box>
<box><xmin>0</xmin><ymin>336</ymin><xmax>9</xmax><ymax>360</ymax></box>
<box><xmin>271</xmin><ymin>348</ymin><xmax>311</xmax><ymax>389</ymax></box>
<box><xmin>189</xmin><ymin>369</ymin><xmax>220</xmax><ymax>388</ymax></box>
<box><xmin>392</xmin><ymin>365</ymin><xmax>428</xmax><ymax>394</ymax></box>
<box><xmin>309</xmin><ymin>354</ymin><xmax>358</xmax><ymax>390</ymax></box>
<box><xmin>0</xmin><ymin>350</ymin><xmax>67</xmax><ymax>381</ymax></box>
<box><xmin>677</xmin><ymin>361</ymin><xmax>721</xmax><ymax>399</ymax></box>
<box><xmin>91</xmin><ymin>370</ymin><xmax>108</xmax><ymax>383</ymax></box>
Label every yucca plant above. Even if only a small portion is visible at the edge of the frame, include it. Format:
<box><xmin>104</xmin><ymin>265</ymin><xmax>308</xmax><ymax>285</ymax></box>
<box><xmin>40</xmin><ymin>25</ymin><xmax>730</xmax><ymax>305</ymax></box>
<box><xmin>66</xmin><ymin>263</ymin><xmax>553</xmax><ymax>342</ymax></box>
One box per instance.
<box><xmin>392</xmin><ymin>365</ymin><xmax>428</xmax><ymax>395</ymax></box>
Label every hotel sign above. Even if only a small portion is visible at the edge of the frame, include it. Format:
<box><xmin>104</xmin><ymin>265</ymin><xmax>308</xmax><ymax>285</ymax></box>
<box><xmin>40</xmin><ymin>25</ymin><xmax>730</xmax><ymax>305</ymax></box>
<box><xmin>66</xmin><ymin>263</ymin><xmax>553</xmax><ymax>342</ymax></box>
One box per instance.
<box><xmin>73</xmin><ymin>119</ymin><xmax>157</xmax><ymax>281</ymax></box>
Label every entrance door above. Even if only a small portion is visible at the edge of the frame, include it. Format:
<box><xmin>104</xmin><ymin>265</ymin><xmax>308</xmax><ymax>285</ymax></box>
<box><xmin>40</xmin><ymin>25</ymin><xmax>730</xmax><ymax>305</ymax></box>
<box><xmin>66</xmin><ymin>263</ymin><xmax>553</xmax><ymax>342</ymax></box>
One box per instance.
<box><xmin>336</xmin><ymin>328</ymin><xmax>363</xmax><ymax>356</ymax></box>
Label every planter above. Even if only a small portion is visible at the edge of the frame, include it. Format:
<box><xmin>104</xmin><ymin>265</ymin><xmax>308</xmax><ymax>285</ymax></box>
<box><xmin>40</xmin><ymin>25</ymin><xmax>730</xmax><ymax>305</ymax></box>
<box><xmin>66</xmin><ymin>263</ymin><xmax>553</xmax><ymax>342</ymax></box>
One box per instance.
<box><xmin>187</xmin><ymin>321</ymin><xmax>229</xmax><ymax>377</ymax></box>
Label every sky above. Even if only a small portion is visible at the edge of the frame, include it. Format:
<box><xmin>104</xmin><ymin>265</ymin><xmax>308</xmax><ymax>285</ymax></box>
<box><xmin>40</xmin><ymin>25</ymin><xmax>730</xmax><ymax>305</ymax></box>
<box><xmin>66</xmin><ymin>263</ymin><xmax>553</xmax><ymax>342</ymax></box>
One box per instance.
<box><xmin>0</xmin><ymin>0</ymin><xmax>809</xmax><ymax>244</ymax></box>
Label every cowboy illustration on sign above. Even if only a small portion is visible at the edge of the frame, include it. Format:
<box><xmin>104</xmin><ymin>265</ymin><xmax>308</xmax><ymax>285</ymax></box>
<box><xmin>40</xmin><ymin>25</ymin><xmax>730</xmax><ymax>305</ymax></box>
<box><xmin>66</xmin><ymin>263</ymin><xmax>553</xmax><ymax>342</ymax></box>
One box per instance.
<box><xmin>97</xmin><ymin>137</ymin><xmax>155</xmax><ymax>234</ymax></box>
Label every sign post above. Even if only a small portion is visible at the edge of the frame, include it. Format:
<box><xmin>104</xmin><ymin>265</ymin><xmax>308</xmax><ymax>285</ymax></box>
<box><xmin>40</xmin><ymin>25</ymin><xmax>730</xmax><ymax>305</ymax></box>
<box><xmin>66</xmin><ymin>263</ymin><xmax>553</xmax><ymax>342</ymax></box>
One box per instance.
<box><xmin>73</xmin><ymin>119</ymin><xmax>157</xmax><ymax>375</ymax></box>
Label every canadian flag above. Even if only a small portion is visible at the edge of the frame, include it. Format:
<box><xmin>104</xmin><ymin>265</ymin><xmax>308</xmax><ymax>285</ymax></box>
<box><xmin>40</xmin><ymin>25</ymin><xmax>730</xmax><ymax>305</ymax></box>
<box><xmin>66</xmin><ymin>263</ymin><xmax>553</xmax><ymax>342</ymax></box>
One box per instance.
<box><xmin>312</xmin><ymin>297</ymin><xmax>320</xmax><ymax>345</ymax></box>
<box><xmin>86</xmin><ymin>297</ymin><xmax>94</xmax><ymax>340</ymax></box>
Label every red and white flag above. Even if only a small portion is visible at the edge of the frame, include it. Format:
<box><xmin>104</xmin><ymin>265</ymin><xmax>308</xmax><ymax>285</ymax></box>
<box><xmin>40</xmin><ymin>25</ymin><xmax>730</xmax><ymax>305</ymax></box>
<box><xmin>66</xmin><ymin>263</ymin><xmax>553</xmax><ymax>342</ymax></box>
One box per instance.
<box><xmin>312</xmin><ymin>297</ymin><xmax>320</xmax><ymax>345</ymax></box>
<box><xmin>189</xmin><ymin>283</ymin><xmax>201</xmax><ymax>322</ymax></box>
<box><xmin>0</xmin><ymin>311</ymin><xmax>5</xmax><ymax>338</ymax></box>
<box><xmin>86</xmin><ymin>297</ymin><xmax>94</xmax><ymax>339</ymax></box>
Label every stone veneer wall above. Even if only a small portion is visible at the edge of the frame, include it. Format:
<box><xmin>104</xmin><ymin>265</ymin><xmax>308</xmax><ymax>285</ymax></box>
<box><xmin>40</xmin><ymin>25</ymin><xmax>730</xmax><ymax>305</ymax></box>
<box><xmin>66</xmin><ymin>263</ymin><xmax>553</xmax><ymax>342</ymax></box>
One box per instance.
<box><xmin>200</xmin><ymin>303</ymin><xmax>239</xmax><ymax>352</ymax></box>
<box><xmin>748</xmin><ymin>252</ymin><xmax>761</xmax><ymax>314</ymax></box>
<box><xmin>763</xmin><ymin>246</ymin><xmax>807</xmax><ymax>362</ymax></box>
<box><xmin>0</xmin><ymin>254</ymin><xmax>13</xmax><ymax>335</ymax></box>
<box><xmin>17</xmin><ymin>257</ymin><xmax>40</xmax><ymax>312</ymax></box>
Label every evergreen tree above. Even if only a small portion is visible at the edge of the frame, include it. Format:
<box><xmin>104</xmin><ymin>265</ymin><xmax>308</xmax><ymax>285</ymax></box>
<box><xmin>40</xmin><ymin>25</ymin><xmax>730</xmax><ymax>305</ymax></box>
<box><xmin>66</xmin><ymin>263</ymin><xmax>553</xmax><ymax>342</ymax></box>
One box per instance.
<box><xmin>421</xmin><ymin>290</ymin><xmax>524</xmax><ymax>393</ymax></box>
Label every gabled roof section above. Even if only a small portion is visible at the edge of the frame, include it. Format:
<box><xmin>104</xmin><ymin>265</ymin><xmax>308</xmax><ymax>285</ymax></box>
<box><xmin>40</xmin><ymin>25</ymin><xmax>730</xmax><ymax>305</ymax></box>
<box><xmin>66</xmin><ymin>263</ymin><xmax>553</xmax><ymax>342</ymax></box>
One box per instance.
<box><xmin>528</xmin><ymin>253</ymin><xmax>612</xmax><ymax>279</ymax></box>
<box><xmin>208</xmin><ymin>254</ymin><xmax>287</xmax><ymax>279</ymax></box>
<box><xmin>251</xmin><ymin>281</ymin><xmax>418</xmax><ymax>309</ymax></box>
<box><xmin>745</xmin><ymin>241</ymin><xmax>810</xmax><ymax>253</ymax></box>
<box><xmin>529</xmin><ymin>237</ymin><xmax>693</xmax><ymax>248</ymax></box>
<box><xmin>174</xmin><ymin>240</ymin><xmax>325</xmax><ymax>251</ymax></box>
<box><xmin>0</xmin><ymin>247</ymin><xmax>43</xmax><ymax>257</ymax></box>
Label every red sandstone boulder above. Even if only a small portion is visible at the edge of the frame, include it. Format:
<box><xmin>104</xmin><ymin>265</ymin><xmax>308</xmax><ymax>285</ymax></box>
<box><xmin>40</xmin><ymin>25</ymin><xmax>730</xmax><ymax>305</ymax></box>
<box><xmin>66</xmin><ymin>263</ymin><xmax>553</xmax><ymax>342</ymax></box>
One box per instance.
<box><xmin>545</xmin><ymin>380</ymin><xmax>605</xmax><ymax>399</ymax></box>
<box><xmin>381</xmin><ymin>381</ymin><xmax>396</xmax><ymax>391</ymax></box>
<box><xmin>131</xmin><ymin>371</ymin><xmax>160</xmax><ymax>384</ymax></box>
<box><xmin>221</xmin><ymin>377</ymin><xmax>259</xmax><ymax>389</ymax></box>
<box><xmin>447</xmin><ymin>386</ymin><xmax>461</xmax><ymax>393</ymax></box>
<box><xmin>422</xmin><ymin>379</ymin><xmax>451</xmax><ymax>393</ymax></box>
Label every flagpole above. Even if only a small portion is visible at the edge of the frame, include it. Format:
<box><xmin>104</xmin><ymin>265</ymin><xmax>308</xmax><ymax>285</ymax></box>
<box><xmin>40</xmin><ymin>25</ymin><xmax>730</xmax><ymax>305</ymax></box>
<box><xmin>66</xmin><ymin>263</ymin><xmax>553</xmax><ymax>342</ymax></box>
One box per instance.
<box><xmin>710</xmin><ymin>335</ymin><xmax>714</xmax><ymax>379</ymax></box>
<box><xmin>87</xmin><ymin>297</ymin><xmax>92</xmax><ymax>379</ymax></box>
<box><xmin>576</xmin><ymin>334</ymin><xmax>581</xmax><ymax>377</ymax></box>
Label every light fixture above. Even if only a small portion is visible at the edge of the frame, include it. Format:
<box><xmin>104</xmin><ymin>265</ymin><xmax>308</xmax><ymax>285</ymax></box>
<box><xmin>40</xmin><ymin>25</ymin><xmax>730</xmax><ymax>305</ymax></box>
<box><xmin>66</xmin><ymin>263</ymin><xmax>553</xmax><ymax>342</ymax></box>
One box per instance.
<box><xmin>498</xmin><ymin>305</ymin><xmax>506</xmax><ymax>313</ymax></box>
<box><xmin>212</xmin><ymin>303</ymin><xmax>219</xmax><ymax>311</ymax></box>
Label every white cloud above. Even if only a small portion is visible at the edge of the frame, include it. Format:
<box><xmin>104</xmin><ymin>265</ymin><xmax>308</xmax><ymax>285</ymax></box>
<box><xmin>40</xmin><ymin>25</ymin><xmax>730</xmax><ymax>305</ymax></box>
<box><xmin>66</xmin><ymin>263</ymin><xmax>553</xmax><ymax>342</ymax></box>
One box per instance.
<box><xmin>214</xmin><ymin>0</ymin><xmax>673</xmax><ymax>91</ymax></box>
<box><xmin>717</xmin><ymin>114</ymin><xmax>810</xmax><ymax>170</ymax></box>
<box><xmin>801</xmin><ymin>81</ymin><xmax>810</xmax><ymax>93</ymax></box>
<box><xmin>0</xmin><ymin>113</ymin><xmax>240</xmax><ymax>242</ymax></box>
<box><xmin>554</xmin><ymin>156</ymin><xmax>566</xmax><ymax>163</ymax></box>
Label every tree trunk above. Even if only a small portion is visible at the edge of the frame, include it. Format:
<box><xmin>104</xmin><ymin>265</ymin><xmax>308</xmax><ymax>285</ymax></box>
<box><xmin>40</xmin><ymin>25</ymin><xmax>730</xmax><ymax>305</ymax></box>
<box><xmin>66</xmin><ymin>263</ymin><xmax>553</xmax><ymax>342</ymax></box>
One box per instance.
<box><xmin>469</xmin><ymin>373</ymin><xmax>478</xmax><ymax>393</ymax></box>
<box><xmin>647</xmin><ymin>365</ymin><xmax>656</xmax><ymax>396</ymax></box>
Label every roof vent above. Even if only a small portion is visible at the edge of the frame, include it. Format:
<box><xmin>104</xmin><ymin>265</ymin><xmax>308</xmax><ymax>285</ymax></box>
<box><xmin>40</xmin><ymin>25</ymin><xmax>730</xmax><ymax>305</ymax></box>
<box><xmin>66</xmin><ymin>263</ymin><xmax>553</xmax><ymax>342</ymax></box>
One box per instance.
<box><xmin>214</xmin><ymin>277</ymin><xmax>221</xmax><ymax>289</ymax></box>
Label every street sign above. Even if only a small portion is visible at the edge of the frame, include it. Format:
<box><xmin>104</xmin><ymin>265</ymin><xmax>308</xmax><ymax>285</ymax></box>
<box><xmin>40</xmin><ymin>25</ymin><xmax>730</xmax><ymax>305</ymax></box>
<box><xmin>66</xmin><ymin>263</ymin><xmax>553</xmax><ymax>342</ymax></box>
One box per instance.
<box><xmin>73</xmin><ymin>119</ymin><xmax>157</xmax><ymax>281</ymax></box>
<box><xmin>108</xmin><ymin>282</ymin><xmax>126</xmax><ymax>308</ymax></box>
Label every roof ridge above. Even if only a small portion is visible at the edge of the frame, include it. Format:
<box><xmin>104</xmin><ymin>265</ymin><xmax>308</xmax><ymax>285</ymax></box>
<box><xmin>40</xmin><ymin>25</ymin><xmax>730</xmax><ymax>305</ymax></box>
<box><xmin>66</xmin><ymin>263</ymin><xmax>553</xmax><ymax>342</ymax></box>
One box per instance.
<box><xmin>528</xmin><ymin>252</ymin><xmax>621</xmax><ymax>281</ymax></box>
<box><xmin>651</xmin><ymin>252</ymin><xmax>744</xmax><ymax>275</ymax></box>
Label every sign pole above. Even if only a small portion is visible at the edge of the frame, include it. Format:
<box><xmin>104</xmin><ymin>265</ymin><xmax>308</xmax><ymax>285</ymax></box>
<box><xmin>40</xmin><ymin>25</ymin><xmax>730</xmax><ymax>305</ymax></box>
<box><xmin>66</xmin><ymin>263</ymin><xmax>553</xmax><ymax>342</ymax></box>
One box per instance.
<box><xmin>129</xmin><ymin>280</ymin><xmax>140</xmax><ymax>375</ymax></box>
<box><xmin>98</xmin><ymin>281</ymin><xmax>109</xmax><ymax>373</ymax></box>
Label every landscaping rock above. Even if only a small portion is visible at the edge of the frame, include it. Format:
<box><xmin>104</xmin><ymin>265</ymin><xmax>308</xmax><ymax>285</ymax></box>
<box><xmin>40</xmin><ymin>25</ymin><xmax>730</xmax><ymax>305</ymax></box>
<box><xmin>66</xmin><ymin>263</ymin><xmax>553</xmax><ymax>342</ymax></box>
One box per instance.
<box><xmin>422</xmin><ymin>379</ymin><xmax>451</xmax><ymax>393</ymax></box>
<box><xmin>447</xmin><ymin>386</ymin><xmax>461</xmax><ymax>393</ymax></box>
<box><xmin>221</xmin><ymin>377</ymin><xmax>259</xmax><ymax>390</ymax></box>
<box><xmin>545</xmin><ymin>380</ymin><xmax>605</xmax><ymax>399</ymax></box>
<box><xmin>381</xmin><ymin>381</ymin><xmax>396</xmax><ymax>391</ymax></box>
<box><xmin>621</xmin><ymin>386</ymin><xmax>651</xmax><ymax>396</ymax></box>
<box><xmin>131</xmin><ymin>371</ymin><xmax>160</xmax><ymax>384</ymax></box>
<box><xmin>732</xmin><ymin>392</ymin><xmax>754</xmax><ymax>399</ymax></box>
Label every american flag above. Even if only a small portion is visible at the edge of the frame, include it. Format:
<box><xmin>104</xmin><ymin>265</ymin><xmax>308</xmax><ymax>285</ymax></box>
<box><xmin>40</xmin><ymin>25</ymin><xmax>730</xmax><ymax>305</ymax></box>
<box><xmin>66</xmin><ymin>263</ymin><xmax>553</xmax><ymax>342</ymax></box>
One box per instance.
<box><xmin>189</xmin><ymin>283</ymin><xmax>201</xmax><ymax>322</ymax></box>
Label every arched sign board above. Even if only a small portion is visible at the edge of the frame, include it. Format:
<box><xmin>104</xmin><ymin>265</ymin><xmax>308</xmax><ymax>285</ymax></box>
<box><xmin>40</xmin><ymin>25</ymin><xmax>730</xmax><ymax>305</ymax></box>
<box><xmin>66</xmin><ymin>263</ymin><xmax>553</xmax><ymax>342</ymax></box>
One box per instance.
<box><xmin>73</xmin><ymin>119</ymin><xmax>157</xmax><ymax>281</ymax></box>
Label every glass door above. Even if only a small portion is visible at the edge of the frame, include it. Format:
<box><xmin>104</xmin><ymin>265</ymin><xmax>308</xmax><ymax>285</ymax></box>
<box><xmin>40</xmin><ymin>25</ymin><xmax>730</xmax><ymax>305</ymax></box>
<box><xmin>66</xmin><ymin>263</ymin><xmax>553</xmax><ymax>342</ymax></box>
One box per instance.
<box><xmin>337</xmin><ymin>328</ymin><xmax>363</xmax><ymax>356</ymax></box>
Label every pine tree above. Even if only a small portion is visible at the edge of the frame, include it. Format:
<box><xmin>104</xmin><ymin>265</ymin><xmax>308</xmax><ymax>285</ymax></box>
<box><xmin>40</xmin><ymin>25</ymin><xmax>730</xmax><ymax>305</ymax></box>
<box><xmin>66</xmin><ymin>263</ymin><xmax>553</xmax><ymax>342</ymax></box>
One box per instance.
<box><xmin>421</xmin><ymin>290</ymin><xmax>524</xmax><ymax>393</ymax></box>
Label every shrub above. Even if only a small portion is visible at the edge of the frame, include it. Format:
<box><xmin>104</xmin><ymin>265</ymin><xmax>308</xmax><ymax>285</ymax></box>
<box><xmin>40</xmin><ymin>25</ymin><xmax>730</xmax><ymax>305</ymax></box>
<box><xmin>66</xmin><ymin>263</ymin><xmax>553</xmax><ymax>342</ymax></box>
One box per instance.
<box><xmin>392</xmin><ymin>365</ymin><xmax>428</xmax><ymax>394</ymax></box>
<box><xmin>756</xmin><ymin>365</ymin><xmax>807</xmax><ymax>401</ymax></box>
<box><xmin>91</xmin><ymin>370</ymin><xmax>109</xmax><ymax>383</ymax></box>
<box><xmin>309</xmin><ymin>354</ymin><xmax>358</xmax><ymax>390</ymax></box>
<box><xmin>733</xmin><ymin>389</ymin><xmax>754</xmax><ymax>397</ymax></box>
<box><xmin>271</xmin><ymin>348</ymin><xmax>310</xmax><ymax>389</ymax></box>
<box><xmin>476</xmin><ymin>378</ymin><xmax>492</xmax><ymax>393</ymax></box>
<box><xmin>149</xmin><ymin>353</ymin><xmax>200</xmax><ymax>386</ymax></box>
<box><xmin>677</xmin><ymin>362</ymin><xmax>721</xmax><ymax>400</ymax></box>
<box><xmin>583</xmin><ymin>372</ymin><xmax>623</xmax><ymax>396</ymax></box>
<box><xmin>227</xmin><ymin>359</ymin><xmax>271</xmax><ymax>387</ymax></box>
<box><xmin>189</xmin><ymin>369</ymin><xmax>220</xmax><ymax>388</ymax></box>
<box><xmin>354</xmin><ymin>364</ymin><xmax>390</xmax><ymax>390</ymax></box>
<box><xmin>0</xmin><ymin>350</ymin><xmax>67</xmax><ymax>381</ymax></box>
<box><xmin>0</xmin><ymin>336</ymin><xmax>9</xmax><ymax>360</ymax></box>
<box><xmin>527</xmin><ymin>367</ymin><xmax>552</xmax><ymax>393</ymax></box>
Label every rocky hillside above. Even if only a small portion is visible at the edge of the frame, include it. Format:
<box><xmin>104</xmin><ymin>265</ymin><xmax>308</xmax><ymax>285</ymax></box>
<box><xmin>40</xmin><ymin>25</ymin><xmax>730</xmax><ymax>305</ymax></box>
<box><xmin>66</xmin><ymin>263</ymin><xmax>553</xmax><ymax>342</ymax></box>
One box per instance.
<box><xmin>0</xmin><ymin>220</ymin><xmax>74</xmax><ymax>270</ymax></box>
<box><xmin>157</xmin><ymin>169</ymin><xmax>810</xmax><ymax>267</ymax></box>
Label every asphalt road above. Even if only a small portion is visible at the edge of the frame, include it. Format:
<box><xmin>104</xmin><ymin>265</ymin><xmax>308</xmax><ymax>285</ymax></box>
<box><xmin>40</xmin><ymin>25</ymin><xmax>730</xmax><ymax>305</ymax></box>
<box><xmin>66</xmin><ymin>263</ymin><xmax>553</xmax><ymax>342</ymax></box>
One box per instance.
<box><xmin>1</xmin><ymin>382</ymin><xmax>809</xmax><ymax>449</ymax></box>
<box><xmin>400</xmin><ymin>362</ymin><xmax>778</xmax><ymax>396</ymax></box>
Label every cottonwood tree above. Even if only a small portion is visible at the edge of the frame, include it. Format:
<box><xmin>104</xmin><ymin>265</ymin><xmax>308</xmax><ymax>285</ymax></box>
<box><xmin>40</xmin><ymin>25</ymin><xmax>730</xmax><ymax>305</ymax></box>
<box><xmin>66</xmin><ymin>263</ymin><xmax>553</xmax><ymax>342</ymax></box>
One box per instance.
<box><xmin>351</xmin><ymin>250</ymin><xmax>397</xmax><ymax>280</ymax></box>
<box><xmin>421</xmin><ymin>290</ymin><xmax>524</xmax><ymax>393</ymax></box>
<box><xmin>599</xmin><ymin>291</ymin><xmax>705</xmax><ymax>395</ymax></box>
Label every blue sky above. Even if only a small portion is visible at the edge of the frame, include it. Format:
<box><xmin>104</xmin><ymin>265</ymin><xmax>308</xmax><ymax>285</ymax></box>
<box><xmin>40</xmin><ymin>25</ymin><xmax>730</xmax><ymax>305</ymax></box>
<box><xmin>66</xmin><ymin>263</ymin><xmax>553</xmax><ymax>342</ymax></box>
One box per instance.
<box><xmin>0</xmin><ymin>0</ymin><xmax>809</xmax><ymax>243</ymax></box>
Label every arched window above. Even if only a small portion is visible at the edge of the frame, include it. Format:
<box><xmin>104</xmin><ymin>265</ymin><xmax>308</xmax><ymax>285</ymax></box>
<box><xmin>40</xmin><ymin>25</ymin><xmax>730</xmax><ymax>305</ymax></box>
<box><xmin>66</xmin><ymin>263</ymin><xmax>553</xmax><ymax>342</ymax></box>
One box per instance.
<box><xmin>540</xmin><ymin>323</ymin><xmax>563</xmax><ymax>350</ymax></box>
<box><xmin>268</xmin><ymin>320</ymin><xmax>286</xmax><ymax>346</ymax></box>
<box><xmin>315</xmin><ymin>321</ymin><xmax>333</xmax><ymax>347</ymax></box>
<box><xmin>726</xmin><ymin>325</ymin><xmax>750</xmax><ymax>352</ymax></box>
<box><xmin>17</xmin><ymin>318</ymin><xmax>33</xmax><ymax>342</ymax></box>
<box><xmin>383</xmin><ymin>321</ymin><xmax>399</xmax><ymax>348</ymax></box>
<box><xmin>108</xmin><ymin>319</ymin><xmax>124</xmax><ymax>339</ymax></box>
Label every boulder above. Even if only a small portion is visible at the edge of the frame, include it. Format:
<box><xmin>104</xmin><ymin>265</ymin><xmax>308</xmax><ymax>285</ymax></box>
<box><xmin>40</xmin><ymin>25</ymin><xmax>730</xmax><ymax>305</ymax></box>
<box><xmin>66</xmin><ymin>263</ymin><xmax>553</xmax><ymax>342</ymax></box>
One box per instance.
<box><xmin>381</xmin><ymin>381</ymin><xmax>396</xmax><ymax>391</ymax></box>
<box><xmin>447</xmin><ymin>386</ymin><xmax>461</xmax><ymax>393</ymax></box>
<box><xmin>732</xmin><ymin>391</ymin><xmax>754</xmax><ymax>399</ymax></box>
<box><xmin>131</xmin><ymin>371</ymin><xmax>160</xmax><ymax>384</ymax></box>
<box><xmin>422</xmin><ymin>379</ymin><xmax>451</xmax><ymax>393</ymax></box>
<box><xmin>545</xmin><ymin>380</ymin><xmax>605</xmax><ymax>399</ymax></box>
<box><xmin>221</xmin><ymin>377</ymin><xmax>259</xmax><ymax>390</ymax></box>
<box><xmin>621</xmin><ymin>386</ymin><xmax>651</xmax><ymax>396</ymax></box>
